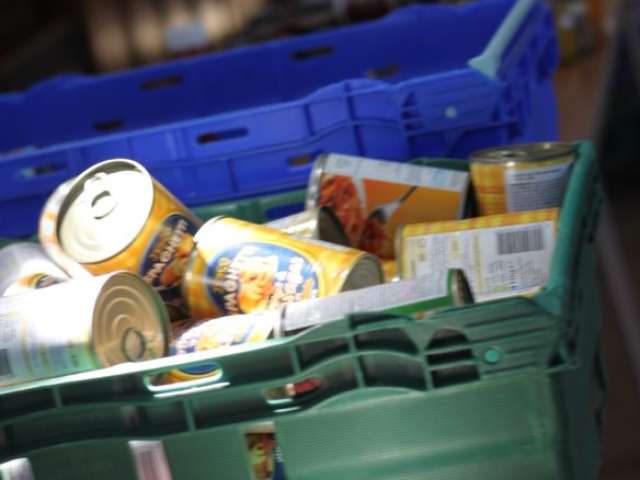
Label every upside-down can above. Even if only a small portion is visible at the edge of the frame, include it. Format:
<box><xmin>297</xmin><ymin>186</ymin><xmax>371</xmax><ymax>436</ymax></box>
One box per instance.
<box><xmin>397</xmin><ymin>209</ymin><xmax>559</xmax><ymax>302</ymax></box>
<box><xmin>281</xmin><ymin>269</ymin><xmax>474</xmax><ymax>335</ymax></box>
<box><xmin>0</xmin><ymin>242</ymin><xmax>68</xmax><ymax>296</ymax></box>
<box><xmin>307</xmin><ymin>153</ymin><xmax>469</xmax><ymax>258</ymax></box>
<box><xmin>265</xmin><ymin>207</ymin><xmax>349</xmax><ymax>246</ymax></box>
<box><xmin>0</xmin><ymin>272</ymin><xmax>169</xmax><ymax>387</ymax></box>
<box><xmin>55</xmin><ymin>159</ymin><xmax>202</xmax><ymax>309</ymax></box>
<box><xmin>183</xmin><ymin>217</ymin><xmax>383</xmax><ymax>319</ymax></box>
<box><xmin>163</xmin><ymin>309</ymin><xmax>281</xmax><ymax>383</ymax></box>
<box><xmin>470</xmin><ymin>142</ymin><xmax>575</xmax><ymax>216</ymax></box>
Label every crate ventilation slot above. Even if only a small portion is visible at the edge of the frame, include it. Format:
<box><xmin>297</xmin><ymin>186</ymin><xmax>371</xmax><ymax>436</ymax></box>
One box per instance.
<box><xmin>426</xmin><ymin>329</ymin><xmax>478</xmax><ymax>388</ymax></box>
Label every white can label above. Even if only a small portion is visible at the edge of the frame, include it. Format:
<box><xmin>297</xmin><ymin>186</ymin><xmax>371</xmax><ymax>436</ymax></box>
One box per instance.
<box><xmin>404</xmin><ymin>221</ymin><xmax>555</xmax><ymax>302</ymax></box>
<box><xmin>283</xmin><ymin>273</ymin><xmax>448</xmax><ymax>332</ymax></box>
<box><xmin>0</xmin><ymin>292</ymin><xmax>94</xmax><ymax>386</ymax></box>
<box><xmin>0</xmin><ymin>458</ymin><xmax>34</xmax><ymax>480</ymax></box>
<box><xmin>130</xmin><ymin>441</ymin><xmax>173</xmax><ymax>480</ymax></box>
<box><xmin>505</xmin><ymin>162</ymin><xmax>573</xmax><ymax>212</ymax></box>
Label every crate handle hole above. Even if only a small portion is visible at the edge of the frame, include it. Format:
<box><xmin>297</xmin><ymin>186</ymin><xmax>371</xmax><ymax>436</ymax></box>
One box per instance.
<box><xmin>366</xmin><ymin>64</ymin><xmax>399</xmax><ymax>79</ymax></box>
<box><xmin>431</xmin><ymin>364</ymin><xmax>479</xmax><ymax>388</ymax></box>
<box><xmin>197</xmin><ymin>128</ymin><xmax>248</xmax><ymax>144</ymax></box>
<box><xmin>293</xmin><ymin>46</ymin><xmax>334</xmax><ymax>61</ymax></box>
<box><xmin>141</xmin><ymin>75</ymin><xmax>183</xmax><ymax>90</ymax></box>
<box><xmin>18</xmin><ymin>162</ymin><xmax>66</xmax><ymax>179</ymax></box>
<box><xmin>93</xmin><ymin>119</ymin><xmax>124</xmax><ymax>132</ymax></box>
<box><xmin>288</xmin><ymin>154</ymin><xmax>313</xmax><ymax>167</ymax></box>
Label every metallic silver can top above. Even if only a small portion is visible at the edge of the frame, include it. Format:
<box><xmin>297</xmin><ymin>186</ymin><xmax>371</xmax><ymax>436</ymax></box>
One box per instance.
<box><xmin>471</xmin><ymin>142</ymin><xmax>575</xmax><ymax>164</ymax></box>
<box><xmin>58</xmin><ymin>159</ymin><xmax>154</xmax><ymax>264</ymax></box>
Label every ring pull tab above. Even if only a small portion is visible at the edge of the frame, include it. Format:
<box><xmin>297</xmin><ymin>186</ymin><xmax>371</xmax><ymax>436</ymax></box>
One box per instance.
<box><xmin>84</xmin><ymin>172</ymin><xmax>118</xmax><ymax>219</ymax></box>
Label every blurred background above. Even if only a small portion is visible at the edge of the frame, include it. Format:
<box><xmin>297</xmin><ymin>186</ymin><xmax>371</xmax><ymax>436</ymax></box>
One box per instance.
<box><xmin>1</xmin><ymin>0</ymin><xmax>638</xmax><ymax>478</ymax></box>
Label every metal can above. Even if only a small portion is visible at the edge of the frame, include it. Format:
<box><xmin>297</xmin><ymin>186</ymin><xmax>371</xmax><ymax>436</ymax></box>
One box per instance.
<box><xmin>56</xmin><ymin>159</ymin><xmax>202</xmax><ymax>309</ymax></box>
<box><xmin>307</xmin><ymin>153</ymin><xmax>469</xmax><ymax>258</ymax></box>
<box><xmin>39</xmin><ymin>179</ymin><xmax>92</xmax><ymax>279</ymax></box>
<box><xmin>397</xmin><ymin>208</ymin><xmax>559</xmax><ymax>302</ymax></box>
<box><xmin>183</xmin><ymin>217</ymin><xmax>383</xmax><ymax>319</ymax></box>
<box><xmin>163</xmin><ymin>309</ymin><xmax>281</xmax><ymax>383</ymax></box>
<box><xmin>0</xmin><ymin>272</ymin><xmax>169</xmax><ymax>387</ymax></box>
<box><xmin>0</xmin><ymin>242</ymin><xmax>68</xmax><ymax>296</ymax></box>
<box><xmin>470</xmin><ymin>142</ymin><xmax>575</xmax><ymax>216</ymax></box>
<box><xmin>281</xmin><ymin>269</ymin><xmax>473</xmax><ymax>335</ymax></box>
<box><xmin>265</xmin><ymin>207</ymin><xmax>349</xmax><ymax>246</ymax></box>
<box><xmin>382</xmin><ymin>259</ymin><xmax>399</xmax><ymax>283</ymax></box>
<box><xmin>246</xmin><ymin>423</ymin><xmax>287</xmax><ymax>480</ymax></box>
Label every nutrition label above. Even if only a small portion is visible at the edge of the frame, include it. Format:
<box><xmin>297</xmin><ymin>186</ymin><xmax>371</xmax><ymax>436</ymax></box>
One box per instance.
<box><xmin>283</xmin><ymin>273</ymin><xmax>448</xmax><ymax>332</ymax></box>
<box><xmin>322</xmin><ymin>154</ymin><xmax>469</xmax><ymax>192</ymax></box>
<box><xmin>505</xmin><ymin>162</ymin><xmax>573</xmax><ymax>212</ymax></box>
<box><xmin>404</xmin><ymin>221</ymin><xmax>556</xmax><ymax>302</ymax></box>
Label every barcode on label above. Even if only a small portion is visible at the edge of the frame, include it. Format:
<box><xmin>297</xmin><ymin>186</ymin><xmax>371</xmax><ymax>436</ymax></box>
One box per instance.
<box><xmin>0</xmin><ymin>349</ymin><xmax>12</xmax><ymax>380</ymax></box>
<box><xmin>0</xmin><ymin>458</ymin><xmax>34</xmax><ymax>480</ymax></box>
<box><xmin>130</xmin><ymin>441</ymin><xmax>173</xmax><ymax>480</ymax></box>
<box><xmin>496</xmin><ymin>228</ymin><xmax>545</xmax><ymax>255</ymax></box>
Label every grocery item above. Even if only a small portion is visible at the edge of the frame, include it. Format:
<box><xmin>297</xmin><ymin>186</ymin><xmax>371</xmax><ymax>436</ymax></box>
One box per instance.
<box><xmin>281</xmin><ymin>269</ymin><xmax>473</xmax><ymax>335</ymax></box>
<box><xmin>307</xmin><ymin>153</ymin><xmax>469</xmax><ymax>258</ymax></box>
<box><xmin>246</xmin><ymin>423</ymin><xmax>286</xmax><ymax>480</ymax></box>
<box><xmin>265</xmin><ymin>207</ymin><xmax>349</xmax><ymax>246</ymax></box>
<box><xmin>0</xmin><ymin>272</ymin><xmax>169</xmax><ymax>387</ymax></box>
<box><xmin>164</xmin><ymin>310</ymin><xmax>280</xmax><ymax>383</ymax></box>
<box><xmin>470</xmin><ymin>142</ymin><xmax>575</xmax><ymax>215</ymax></box>
<box><xmin>183</xmin><ymin>217</ymin><xmax>383</xmax><ymax>319</ymax></box>
<box><xmin>39</xmin><ymin>179</ymin><xmax>93</xmax><ymax>279</ymax></box>
<box><xmin>0</xmin><ymin>242</ymin><xmax>68</xmax><ymax>296</ymax></box>
<box><xmin>382</xmin><ymin>259</ymin><xmax>399</xmax><ymax>283</ymax></box>
<box><xmin>55</xmin><ymin>159</ymin><xmax>202</xmax><ymax>310</ymax></box>
<box><xmin>398</xmin><ymin>209</ymin><xmax>559</xmax><ymax>302</ymax></box>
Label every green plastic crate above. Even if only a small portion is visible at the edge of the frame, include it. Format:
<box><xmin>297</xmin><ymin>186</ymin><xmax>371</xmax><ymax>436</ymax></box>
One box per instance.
<box><xmin>0</xmin><ymin>143</ymin><xmax>604</xmax><ymax>480</ymax></box>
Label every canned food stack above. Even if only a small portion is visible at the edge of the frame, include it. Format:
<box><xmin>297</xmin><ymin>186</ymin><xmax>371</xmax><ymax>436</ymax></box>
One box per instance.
<box><xmin>0</xmin><ymin>141</ymin><xmax>576</xmax><ymax>391</ymax></box>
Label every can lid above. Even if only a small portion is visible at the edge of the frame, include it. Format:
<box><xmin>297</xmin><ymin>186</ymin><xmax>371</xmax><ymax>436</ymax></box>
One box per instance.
<box><xmin>471</xmin><ymin>142</ymin><xmax>575</xmax><ymax>165</ymax></box>
<box><xmin>317</xmin><ymin>206</ymin><xmax>350</xmax><ymax>246</ymax></box>
<box><xmin>58</xmin><ymin>159</ymin><xmax>154</xmax><ymax>264</ymax></box>
<box><xmin>341</xmin><ymin>254</ymin><xmax>384</xmax><ymax>291</ymax></box>
<box><xmin>92</xmin><ymin>272</ymin><xmax>169</xmax><ymax>367</ymax></box>
<box><xmin>449</xmin><ymin>269</ymin><xmax>475</xmax><ymax>306</ymax></box>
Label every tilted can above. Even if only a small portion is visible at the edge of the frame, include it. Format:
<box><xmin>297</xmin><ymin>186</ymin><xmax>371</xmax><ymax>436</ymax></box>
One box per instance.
<box><xmin>281</xmin><ymin>269</ymin><xmax>474</xmax><ymax>335</ymax></box>
<box><xmin>183</xmin><ymin>217</ymin><xmax>383</xmax><ymax>319</ymax></box>
<box><xmin>56</xmin><ymin>159</ymin><xmax>202</xmax><ymax>310</ymax></box>
<box><xmin>0</xmin><ymin>272</ymin><xmax>169</xmax><ymax>387</ymax></box>
<box><xmin>397</xmin><ymin>209</ymin><xmax>559</xmax><ymax>302</ymax></box>
<box><xmin>307</xmin><ymin>153</ymin><xmax>469</xmax><ymax>258</ymax></box>
<box><xmin>0</xmin><ymin>242</ymin><xmax>68</xmax><ymax>296</ymax></box>
<box><xmin>163</xmin><ymin>309</ymin><xmax>281</xmax><ymax>383</ymax></box>
<box><xmin>265</xmin><ymin>207</ymin><xmax>349</xmax><ymax>246</ymax></box>
<box><xmin>470</xmin><ymin>142</ymin><xmax>575</xmax><ymax>216</ymax></box>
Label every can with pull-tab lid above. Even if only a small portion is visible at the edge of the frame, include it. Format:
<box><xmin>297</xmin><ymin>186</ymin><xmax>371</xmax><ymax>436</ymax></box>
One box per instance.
<box><xmin>56</xmin><ymin>159</ymin><xmax>202</xmax><ymax>310</ymax></box>
<box><xmin>0</xmin><ymin>242</ymin><xmax>68</xmax><ymax>297</ymax></box>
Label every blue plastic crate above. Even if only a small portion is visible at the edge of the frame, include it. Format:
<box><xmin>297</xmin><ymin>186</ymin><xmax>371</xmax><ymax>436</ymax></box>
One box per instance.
<box><xmin>0</xmin><ymin>0</ymin><xmax>559</xmax><ymax>238</ymax></box>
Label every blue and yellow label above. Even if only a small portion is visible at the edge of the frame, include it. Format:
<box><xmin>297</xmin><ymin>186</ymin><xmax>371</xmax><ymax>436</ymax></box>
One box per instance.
<box><xmin>206</xmin><ymin>243</ymin><xmax>319</xmax><ymax>316</ymax></box>
<box><xmin>140</xmin><ymin>214</ymin><xmax>198</xmax><ymax>303</ymax></box>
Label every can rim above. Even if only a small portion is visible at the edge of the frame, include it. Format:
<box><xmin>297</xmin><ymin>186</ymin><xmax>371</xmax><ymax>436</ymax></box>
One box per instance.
<box><xmin>470</xmin><ymin>142</ymin><xmax>575</xmax><ymax>164</ymax></box>
<box><xmin>305</xmin><ymin>153</ymin><xmax>329</xmax><ymax>210</ymax></box>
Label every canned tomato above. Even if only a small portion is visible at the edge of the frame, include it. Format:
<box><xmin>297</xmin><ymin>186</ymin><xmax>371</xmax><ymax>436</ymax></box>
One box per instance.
<box><xmin>0</xmin><ymin>272</ymin><xmax>169</xmax><ymax>387</ymax></box>
<box><xmin>56</xmin><ymin>159</ymin><xmax>202</xmax><ymax>309</ymax></box>
<box><xmin>397</xmin><ymin>209</ymin><xmax>559</xmax><ymax>302</ymax></box>
<box><xmin>307</xmin><ymin>153</ymin><xmax>469</xmax><ymax>258</ymax></box>
<box><xmin>183</xmin><ymin>217</ymin><xmax>383</xmax><ymax>319</ymax></box>
<box><xmin>265</xmin><ymin>207</ymin><xmax>349</xmax><ymax>246</ymax></box>
<box><xmin>0</xmin><ymin>242</ymin><xmax>68</xmax><ymax>296</ymax></box>
<box><xmin>163</xmin><ymin>309</ymin><xmax>280</xmax><ymax>383</ymax></box>
<box><xmin>470</xmin><ymin>142</ymin><xmax>575</xmax><ymax>216</ymax></box>
<box><xmin>281</xmin><ymin>269</ymin><xmax>473</xmax><ymax>335</ymax></box>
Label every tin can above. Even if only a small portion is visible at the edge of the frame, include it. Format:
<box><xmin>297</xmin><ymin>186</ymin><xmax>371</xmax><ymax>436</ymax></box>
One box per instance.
<box><xmin>56</xmin><ymin>159</ymin><xmax>202</xmax><ymax>309</ymax></box>
<box><xmin>265</xmin><ymin>207</ymin><xmax>349</xmax><ymax>246</ymax></box>
<box><xmin>281</xmin><ymin>269</ymin><xmax>473</xmax><ymax>335</ymax></box>
<box><xmin>307</xmin><ymin>153</ymin><xmax>469</xmax><ymax>258</ymax></box>
<box><xmin>470</xmin><ymin>142</ymin><xmax>575</xmax><ymax>216</ymax></box>
<box><xmin>39</xmin><ymin>179</ymin><xmax>92</xmax><ymax>279</ymax></box>
<box><xmin>246</xmin><ymin>423</ymin><xmax>287</xmax><ymax>480</ymax></box>
<box><xmin>0</xmin><ymin>242</ymin><xmax>68</xmax><ymax>296</ymax></box>
<box><xmin>382</xmin><ymin>259</ymin><xmax>399</xmax><ymax>283</ymax></box>
<box><xmin>183</xmin><ymin>217</ymin><xmax>383</xmax><ymax>320</ymax></box>
<box><xmin>163</xmin><ymin>309</ymin><xmax>280</xmax><ymax>383</ymax></box>
<box><xmin>0</xmin><ymin>271</ymin><xmax>169</xmax><ymax>387</ymax></box>
<box><xmin>397</xmin><ymin>209</ymin><xmax>559</xmax><ymax>302</ymax></box>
